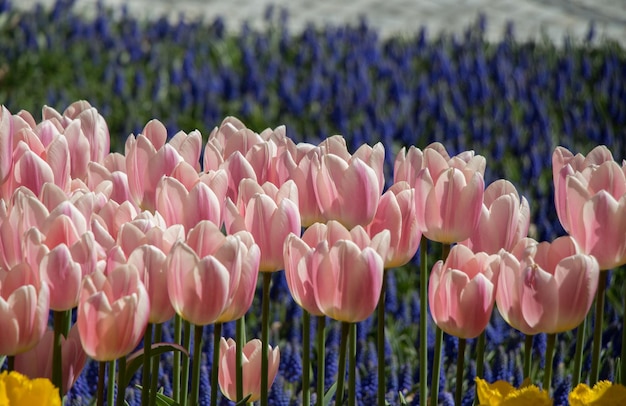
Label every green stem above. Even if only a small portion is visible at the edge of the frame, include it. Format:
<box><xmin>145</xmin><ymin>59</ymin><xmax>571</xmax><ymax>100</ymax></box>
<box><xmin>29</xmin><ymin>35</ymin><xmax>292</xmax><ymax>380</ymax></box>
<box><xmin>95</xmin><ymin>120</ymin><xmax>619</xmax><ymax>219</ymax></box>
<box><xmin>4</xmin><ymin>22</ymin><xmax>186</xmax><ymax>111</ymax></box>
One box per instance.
<box><xmin>173</xmin><ymin>314</ymin><xmax>182</xmax><ymax>403</ymax></box>
<box><xmin>455</xmin><ymin>338</ymin><xmax>466</xmax><ymax>406</ymax></box>
<box><xmin>377</xmin><ymin>271</ymin><xmax>387</xmax><ymax>406</ymax></box>
<box><xmin>302</xmin><ymin>311</ymin><xmax>311</xmax><ymax>406</ymax></box>
<box><xmin>419</xmin><ymin>236</ymin><xmax>428</xmax><ymax>406</ymax></box>
<box><xmin>316</xmin><ymin>316</ymin><xmax>326</xmax><ymax>406</ymax></box>
<box><xmin>543</xmin><ymin>333</ymin><xmax>556</xmax><ymax>393</ymax></box>
<box><xmin>572</xmin><ymin>318</ymin><xmax>586</xmax><ymax>387</ymax></box>
<box><xmin>590</xmin><ymin>271</ymin><xmax>608</xmax><ymax>385</ymax></box>
<box><xmin>622</xmin><ymin>280</ymin><xmax>626</xmax><ymax>385</ymax></box>
<box><xmin>475</xmin><ymin>332</ymin><xmax>486</xmax><ymax>406</ymax></box>
<box><xmin>524</xmin><ymin>334</ymin><xmax>533</xmax><ymax>380</ymax></box>
<box><xmin>190</xmin><ymin>324</ymin><xmax>204</xmax><ymax>406</ymax></box>
<box><xmin>52</xmin><ymin>310</ymin><xmax>70</xmax><ymax>396</ymax></box>
<box><xmin>236</xmin><ymin>317</ymin><xmax>245</xmax><ymax>401</ymax></box>
<box><xmin>98</xmin><ymin>361</ymin><xmax>106</xmax><ymax>406</ymax></box>
<box><xmin>211</xmin><ymin>323</ymin><xmax>222</xmax><ymax>406</ymax></box>
<box><xmin>150</xmin><ymin>323</ymin><xmax>163</xmax><ymax>405</ymax></box>
<box><xmin>181</xmin><ymin>319</ymin><xmax>192</xmax><ymax>406</ymax></box>
<box><xmin>107</xmin><ymin>360</ymin><xmax>116</xmax><ymax>406</ymax></box>
<box><xmin>116</xmin><ymin>356</ymin><xmax>127</xmax><ymax>406</ymax></box>
<box><xmin>348</xmin><ymin>323</ymin><xmax>356</xmax><ymax>406</ymax></box>
<box><xmin>336</xmin><ymin>322</ymin><xmax>350</xmax><ymax>405</ymax></box>
<box><xmin>142</xmin><ymin>322</ymin><xmax>153</xmax><ymax>406</ymax></box>
<box><xmin>430</xmin><ymin>326</ymin><xmax>444</xmax><ymax>406</ymax></box>
<box><xmin>429</xmin><ymin>242</ymin><xmax>451</xmax><ymax>406</ymax></box>
<box><xmin>261</xmin><ymin>273</ymin><xmax>272</xmax><ymax>406</ymax></box>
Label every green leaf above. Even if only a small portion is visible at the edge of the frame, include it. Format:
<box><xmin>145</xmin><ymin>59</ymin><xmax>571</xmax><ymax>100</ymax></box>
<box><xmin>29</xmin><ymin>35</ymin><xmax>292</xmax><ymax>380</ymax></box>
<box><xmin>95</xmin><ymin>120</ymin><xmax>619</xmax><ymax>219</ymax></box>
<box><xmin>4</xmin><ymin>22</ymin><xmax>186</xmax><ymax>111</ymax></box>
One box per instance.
<box><xmin>398</xmin><ymin>391</ymin><xmax>408</xmax><ymax>406</ymax></box>
<box><xmin>122</xmin><ymin>342</ymin><xmax>189</xmax><ymax>389</ymax></box>
<box><xmin>323</xmin><ymin>382</ymin><xmax>337</xmax><ymax>406</ymax></box>
<box><xmin>134</xmin><ymin>385</ymin><xmax>180</xmax><ymax>406</ymax></box>
<box><xmin>234</xmin><ymin>394</ymin><xmax>252</xmax><ymax>405</ymax></box>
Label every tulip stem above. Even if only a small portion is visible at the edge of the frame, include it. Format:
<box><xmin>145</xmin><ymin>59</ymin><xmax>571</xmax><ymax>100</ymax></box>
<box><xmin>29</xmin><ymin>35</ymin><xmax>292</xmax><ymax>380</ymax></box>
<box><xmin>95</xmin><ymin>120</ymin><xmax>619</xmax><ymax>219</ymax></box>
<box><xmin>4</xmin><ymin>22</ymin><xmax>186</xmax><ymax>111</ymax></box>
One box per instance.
<box><xmin>622</xmin><ymin>279</ymin><xmax>626</xmax><ymax>385</ymax></box>
<box><xmin>150</xmin><ymin>323</ymin><xmax>163</xmax><ymax>406</ymax></box>
<box><xmin>6</xmin><ymin>356</ymin><xmax>13</xmax><ymax>372</ymax></box>
<box><xmin>181</xmin><ymin>319</ymin><xmax>192</xmax><ymax>406</ymax></box>
<box><xmin>97</xmin><ymin>361</ymin><xmax>105</xmax><ymax>406</ymax></box>
<box><xmin>211</xmin><ymin>323</ymin><xmax>222</xmax><ymax>406</ymax></box>
<box><xmin>190</xmin><ymin>324</ymin><xmax>204</xmax><ymax>406</ymax></box>
<box><xmin>52</xmin><ymin>310</ymin><xmax>69</xmax><ymax>395</ymax></box>
<box><xmin>116</xmin><ymin>356</ymin><xmax>127</xmax><ymax>406</ymax></box>
<box><xmin>572</xmin><ymin>319</ymin><xmax>586</xmax><ymax>387</ymax></box>
<box><xmin>302</xmin><ymin>311</ymin><xmax>311</xmax><ymax>406</ymax></box>
<box><xmin>524</xmin><ymin>334</ymin><xmax>533</xmax><ymax>380</ymax></box>
<box><xmin>348</xmin><ymin>323</ymin><xmax>356</xmax><ymax>406</ymax></box>
<box><xmin>261</xmin><ymin>272</ymin><xmax>272</xmax><ymax>406</ymax></box>
<box><xmin>377</xmin><ymin>271</ymin><xmax>387</xmax><ymax>406</ymax></box>
<box><xmin>590</xmin><ymin>271</ymin><xmax>608</xmax><ymax>385</ymax></box>
<box><xmin>142</xmin><ymin>322</ymin><xmax>153</xmax><ymax>406</ymax></box>
<box><xmin>316</xmin><ymin>315</ymin><xmax>326</xmax><ymax>406</ymax></box>
<box><xmin>336</xmin><ymin>321</ymin><xmax>350</xmax><ymax>405</ymax></box>
<box><xmin>236</xmin><ymin>317</ymin><xmax>245</xmax><ymax>401</ymax></box>
<box><xmin>455</xmin><ymin>338</ymin><xmax>466</xmax><ymax>406</ymax></box>
<box><xmin>173</xmin><ymin>315</ymin><xmax>182</xmax><ymax>403</ymax></box>
<box><xmin>475</xmin><ymin>331</ymin><xmax>486</xmax><ymax>405</ymax></box>
<box><xmin>430</xmin><ymin>326</ymin><xmax>444</xmax><ymax>406</ymax></box>
<box><xmin>543</xmin><ymin>333</ymin><xmax>556</xmax><ymax>393</ymax></box>
<box><xmin>419</xmin><ymin>236</ymin><xmax>428</xmax><ymax>406</ymax></box>
<box><xmin>107</xmin><ymin>360</ymin><xmax>116</xmax><ymax>406</ymax></box>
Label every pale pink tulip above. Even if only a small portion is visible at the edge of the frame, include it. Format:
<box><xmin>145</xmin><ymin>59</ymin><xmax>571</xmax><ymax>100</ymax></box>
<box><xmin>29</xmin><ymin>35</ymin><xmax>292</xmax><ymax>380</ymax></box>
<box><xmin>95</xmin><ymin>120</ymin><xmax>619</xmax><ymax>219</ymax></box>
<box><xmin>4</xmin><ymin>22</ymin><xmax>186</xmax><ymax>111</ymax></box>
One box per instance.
<box><xmin>60</xmin><ymin>100</ymin><xmax>111</xmax><ymax>165</ymax></box>
<box><xmin>552</xmin><ymin>145</ymin><xmax>616</xmax><ymax>234</ymax></box>
<box><xmin>218</xmin><ymin>338</ymin><xmax>280</xmax><ymax>402</ymax></box>
<box><xmin>0</xmin><ymin>264</ymin><xmax>50</xmax><ymax>355</ymax></box>
<box><xmin>461</xmin><ymin>179</ymin><xmax>530</xmax><ymax>254</ymax></box>
<box><xmin>428</xmin><ymin>245</ymin><xmax>499</xmax><ymax>339</ymax></box>
<box><xmin>224</xmin><ymin>179</ymin><xmax>301</xmax><ymax>272</ymax></box>
<box><xmin>292</xmin><ymin>221</ymin><xmax>389</xmax><ymax>322</ymax></box>
<box><xmin>167</xmin><ymin>221</ymin><xmax>259</xmax><ymax>325</ymax></box>
<box><xmin>14</xmin><ymin>324</ymin><xmax>87</xmax><ymax>395</ymax></box>
<box><xmin>77</xmin><ymin>265</ymin><xmax>149</xmax><ymax>361</ymax></box>
<box><xmin>393</xmin><ymin>146</ymin><xmax>424</xmax><ymax>186</ymax></box>
<box><xmin>497</xmin><ymin>236</ymin><xmax>599</xmax><ymax>335</ymax></box>
<box><xmin>313</xmin><ymin>153</ymin><xmax>380</xmax><ymax>228</ymax></box>
<box><xmin>366</xmin><ymin>181</ymin><xmax>421</xmax><ymax>268</ymax></box>
<box><xmin>553</xmin><ymin>146</ymin><xmax>626</xmax><ymax>270</ymax></box>
<box><xmin>414</xmin><ymin>145</ymin><xmax>485</xmax><ymax>243</ymax></box>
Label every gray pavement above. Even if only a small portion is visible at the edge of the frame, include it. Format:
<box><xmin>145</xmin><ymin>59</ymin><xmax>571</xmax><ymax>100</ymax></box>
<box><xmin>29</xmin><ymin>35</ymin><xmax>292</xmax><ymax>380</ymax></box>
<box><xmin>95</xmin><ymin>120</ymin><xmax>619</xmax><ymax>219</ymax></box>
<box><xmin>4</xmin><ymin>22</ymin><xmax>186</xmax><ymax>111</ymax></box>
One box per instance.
<box><xmin>12</xmin><ymin>0</ymin><xmax>626</xmax><ymax>46</ymax></box>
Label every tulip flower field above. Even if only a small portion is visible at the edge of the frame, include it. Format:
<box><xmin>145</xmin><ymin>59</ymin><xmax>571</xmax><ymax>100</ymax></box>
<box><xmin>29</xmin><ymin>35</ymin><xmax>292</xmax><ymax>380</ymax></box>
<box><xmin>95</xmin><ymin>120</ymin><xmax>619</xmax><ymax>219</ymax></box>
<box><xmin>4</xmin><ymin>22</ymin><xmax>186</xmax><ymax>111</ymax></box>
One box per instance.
<box><xmin>1</xmin><ymin>1</ymin><xmax>626</xmax><ymax>405</ymax></box>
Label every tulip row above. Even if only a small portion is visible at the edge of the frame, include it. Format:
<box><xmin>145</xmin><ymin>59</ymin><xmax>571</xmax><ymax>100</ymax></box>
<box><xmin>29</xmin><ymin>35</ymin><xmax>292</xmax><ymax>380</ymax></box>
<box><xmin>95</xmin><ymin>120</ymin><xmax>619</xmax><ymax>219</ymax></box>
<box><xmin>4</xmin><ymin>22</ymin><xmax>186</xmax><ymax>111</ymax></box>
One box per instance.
<box><xmin>0</xmin><ymin>99</ymin><xmax>624</xmax><ymax>406</ymax></box>
<box><xmin>2</xmin><ymin>1</ymin><xmax>625</xmax><ymax>246</ymax></box>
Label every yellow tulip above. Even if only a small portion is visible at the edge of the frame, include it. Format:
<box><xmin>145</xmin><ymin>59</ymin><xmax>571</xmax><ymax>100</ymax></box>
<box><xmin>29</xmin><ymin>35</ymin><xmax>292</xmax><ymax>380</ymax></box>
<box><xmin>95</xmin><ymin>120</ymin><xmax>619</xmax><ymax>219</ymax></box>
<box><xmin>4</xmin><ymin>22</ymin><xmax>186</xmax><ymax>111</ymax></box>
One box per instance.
<box><xmin>569</xmin><ymin>381</ymin><xmax>626</xmax><ymax>406</ymax></box>
<box><xmin>0</xmin><ymin>371</ymin><xmax>61</xmax><ymax>406</ymax></box>
<box><xmin>475</xmin><ymin>377</ymin><xmax>552</xmax><ymax>406</ymax></box>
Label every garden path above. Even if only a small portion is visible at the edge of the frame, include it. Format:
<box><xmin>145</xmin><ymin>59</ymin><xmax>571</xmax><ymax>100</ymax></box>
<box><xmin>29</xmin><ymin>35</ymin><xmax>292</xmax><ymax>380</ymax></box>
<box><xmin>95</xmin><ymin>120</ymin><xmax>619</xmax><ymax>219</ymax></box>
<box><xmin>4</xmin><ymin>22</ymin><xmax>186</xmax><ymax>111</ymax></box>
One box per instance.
<box><xmin>13</xmin><ymin>0</ymin><xmax>626</xmax><ymax>46</ymax></box>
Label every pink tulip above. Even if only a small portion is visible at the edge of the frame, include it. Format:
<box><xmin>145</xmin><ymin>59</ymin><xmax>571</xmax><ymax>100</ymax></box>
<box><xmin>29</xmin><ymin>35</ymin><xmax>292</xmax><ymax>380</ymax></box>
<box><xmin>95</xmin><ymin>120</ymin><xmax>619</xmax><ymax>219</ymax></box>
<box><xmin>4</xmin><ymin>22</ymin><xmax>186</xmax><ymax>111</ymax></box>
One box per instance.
<box><xmin>77</xmin><ymin>265</ymin><xmax>150</xmax><ymax>361</ymax></box>
<box><xmin>366</xmin><ymin>181</ymin><xmax>421</xmax><ymax>268</ymax></box>
<box><xmin>553</xmin><ymin>146</ymin><xmax>626</xmax><ymax>270</ymax></box>
<box><xmin>14</xmin><ymin>324</ymin><xmax>87</xmax><ymax>395</ymax></box>
<box><xmin>60</xmin><ymin>100</ymin><xmax>111</xmax><ymax>165</ymax></box>
<box><xmin>167</xmin><ymin>221</ymin><xmax>260</xmax><ymax>325</ymax></box>
<box><xmin>283</xmin><ymin>233</ymin><xmax>325</xmax><ymax>316</ymax></box>
<box><xmin>552</xmin><ymin>145</ymin><xmax>615</xmax><ymax>234</ymax></box>
<box><xmin>414</xmin><ymin>145</ymin><xmax>485</xmax><ymax>243</ymax></box>
<box><xmin>428</xmin><ymin>245</ymin><xmax>499</xmax><ymax>339</ymax></box>
<box><xmin>393</xmin><ymin>146</ymin><xmax>424</xmax><ymax>186</ymax></box>
<box><xmin>218</xmin><ymin>338</ymin><xmax>280</xmax><ymax>402</ymax></box>
<box><xmin>289</xmin><ymin>221</ymin><xmax>389</xmax><ymax>323</ymax></box>
<box><xmin>0</xmin><ymin>264</ymin><xmax>50</xmax><ymax>355</ymax></box>
<box><xmin>313</xmin><ymin>152</ymin><xmax>380</xmax><ymax>229</ymax></box>
<box><xmin>461</xmin><ymin>179</ymin><xmax>530</xmax><ymax>254</ymax></box>
<box><xmin>224</xmin><ymin>179</ymin><xmax>301</xmax><ymax>272</ymax></box>
<box><xmin>497</xmin><ymin>236</ymin><xmax>599</xmax><ymax>335</ymax></box>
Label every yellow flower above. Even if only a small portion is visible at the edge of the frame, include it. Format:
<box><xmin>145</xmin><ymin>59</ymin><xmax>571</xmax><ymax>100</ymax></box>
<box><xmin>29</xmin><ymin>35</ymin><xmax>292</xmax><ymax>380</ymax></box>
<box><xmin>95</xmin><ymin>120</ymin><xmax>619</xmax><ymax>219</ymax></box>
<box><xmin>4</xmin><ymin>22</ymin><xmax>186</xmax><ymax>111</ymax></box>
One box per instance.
<box><xmin>0</xmin><ymin>371</ymin><xmax>61</xmax><ymax>406</ymax></box>
<box><xmin>569</xmin><ymin>381</ymin><xmax>626</xmax><ymax>406</ymax></box>
<box><xmin>475</xmin><ymin>377</ymin><xmax>553</xmax><ymax>406</ymax></box>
